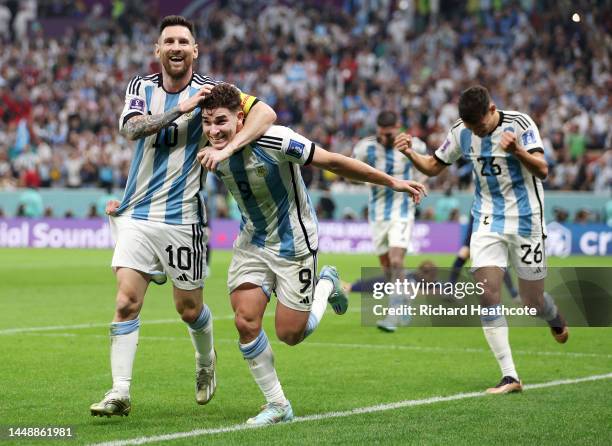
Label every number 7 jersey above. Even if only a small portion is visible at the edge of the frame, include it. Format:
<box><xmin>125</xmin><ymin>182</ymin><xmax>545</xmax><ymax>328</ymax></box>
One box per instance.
<box><xmin>434</xmin><ymin>110</ymin><xmax>546</xmax><ymax>237</ymax></box>
<box><xmin>116</xmin><ymin>73</ymin><xmax>258</xmax><ymax>225</ymax></box>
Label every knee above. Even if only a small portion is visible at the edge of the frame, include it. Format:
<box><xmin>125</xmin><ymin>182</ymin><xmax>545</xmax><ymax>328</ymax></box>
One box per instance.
<box><xmin>234</xmin><ymin>313</ymin><xmax>261</xmax><ymax>340</ymax></box>
<box><xmin>276</xmin><ymin>328</ymin><xmax>303</xmax><ymax>346</ymax></box>
<box><xmin>179</xmin><ymin>307</ymin><xmax>200</xmax><ymax>324</ymax></box>
<box><xmin>115</xmin><ymin>289</ymin><xmax>141</xmax><ymax>320</ymax></box>
<box><xmin>389</xmin><ymin>257</ymin><xmax>404</xmax><ymax>270</ymax></box>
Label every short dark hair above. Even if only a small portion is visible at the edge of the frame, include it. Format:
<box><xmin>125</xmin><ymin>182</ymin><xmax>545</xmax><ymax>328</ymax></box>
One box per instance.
<box><xmin>458</xmin><ymin>85</ymin><xmax>491</xmax><ymax>124</ymax></box>
<box><xmin>159</xmin><ymin>15</ymin><xmax>195</xmax><ymax>38</ymax></box>
<box><xmin>202</xmin><ymin>83</ymin><xmax>242</xmax><ymax>112</ymax></box>
<box><xmin>376</xmin><ymin>110</ymin><xmax>398</xmax><ymax>127</ymax></box>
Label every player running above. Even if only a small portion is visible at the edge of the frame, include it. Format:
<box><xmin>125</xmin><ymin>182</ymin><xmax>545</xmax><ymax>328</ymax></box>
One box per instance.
<box><xmin>90</xmin><ymin>16</ymin><xmax>277</xmax><ymax>417</ymax></box>
<box><xmin>353</xmin><ymin>111</ymin><xmax>428</xmax><ymax>332</ymax></box>
<box><xmin>197</xmin><ymin>84</ymin><xmax>426</xmax><ymax>425</ymax></box>
<box><xmin>398</xmin><ymin>85</ymin><xmax>568</xmax><ymax>394</ymax></box>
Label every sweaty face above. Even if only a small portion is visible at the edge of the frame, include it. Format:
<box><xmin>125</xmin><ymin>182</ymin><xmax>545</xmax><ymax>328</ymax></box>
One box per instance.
<box><xmin>156</xmin><ymin>25</ymin><xmax>197</xmax><ymax>79</ymax></box>
<box><xmin>376</xmin><ymin>123</ymin><xmax>400</xmax><ymax>148</ymax></box>
<box><xmin>202</xmin><ymin>107</ymin><xmax>244</xmax><ymax>150</ymax></box>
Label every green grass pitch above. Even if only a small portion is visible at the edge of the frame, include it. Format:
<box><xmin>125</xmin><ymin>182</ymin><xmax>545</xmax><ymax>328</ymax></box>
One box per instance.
<box><xmin>0</xmin><ymin>249</ymin><xmax>610</xmax><ymax>445</ymax></box>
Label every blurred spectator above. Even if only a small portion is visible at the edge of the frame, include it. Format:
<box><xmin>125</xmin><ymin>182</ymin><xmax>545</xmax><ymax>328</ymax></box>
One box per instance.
<box><xmin>0</xmin><ymin>0</ymin><xmax>608</xmax><ymax>220</ymax></box>
<box><xmin>574</xmin><ymin>208</ymin><xmax>591</xmax><ymax>224</ymax></box>
<box><xmin>17</xmin><ymin>187</ymin><xmax>43</xmax><ymax>217</ymax></box>
<box><xmin>316</xmin><ymin>192</ymin><xmax>336</xmax><ymax>220</ymax></box>
<box><xmin>434</xmin><ymin>187</ymin><xmax>459</xmax><ymax>222</ymax></box>
<box><xmin>553</xmin><ymin>207</ymin><xmax>569</xmax><ymax>224</ymax></box>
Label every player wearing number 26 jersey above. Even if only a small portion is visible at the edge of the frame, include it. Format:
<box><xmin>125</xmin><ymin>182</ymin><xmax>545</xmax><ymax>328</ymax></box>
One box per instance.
<box><xmin>400</xmin><ymin>85</ymin><xmax>568</xmax><ymax>396</ymax></box>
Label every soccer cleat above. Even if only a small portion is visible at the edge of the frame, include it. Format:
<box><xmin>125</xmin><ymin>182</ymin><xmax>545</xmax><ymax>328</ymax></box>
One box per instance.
<box><xmin>246</xmin><ymin>401</ymin><xmax>294</xmax><ymax>426</ymax></box>
<box><xmin>549</xmin><ymin>313</ymin><xmax>569</xmax><ymax>344</ymax></box>
<box><xmin>376</xmin><ymin>317</ymin><xmax>397</xmax><ymax>333</ymax></box>
<box><xmin>195</xmin><ymin>349</ymin><xmax>217</xmax><ymax>405</ymax></box>
<box><xmin>486</xmin><ymin>376</ymin><xmax>523</xmax><ymax>394</ymax></box>
<box><xmin>150</xmin><ymin>271</ymin><xmax>167</xmax><ymax>285</ymax></box>
<box><xmin>90</xmin><ymin>389</ymin><xmax>131</xmax><ymax>417</ymax></box>
<box><xmin>319</xmin><ymin>265</ymin><xmax>348</xmax><ymax>315</ymax></box>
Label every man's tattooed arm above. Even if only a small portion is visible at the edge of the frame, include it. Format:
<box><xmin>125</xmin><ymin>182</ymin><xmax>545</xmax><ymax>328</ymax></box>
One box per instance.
<box><xmin>120</xmin><ymin>106</ymin><xmax>183</xmax><ymax>140</ymax></box>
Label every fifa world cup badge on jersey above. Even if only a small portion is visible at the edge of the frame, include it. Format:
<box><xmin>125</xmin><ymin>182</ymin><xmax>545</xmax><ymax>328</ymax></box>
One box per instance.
<box><xmin>521</xmin><ymin>130</ymin><xmax>536</xmax><ymax>146</ymax></box>
<box><xmin>286</xmin><ymin>139</ymin><xmax>305</xmax><ymax>159</ymax></box>
<box><xmin>129</xmin><ymin>98</ymin><xmax>145</xmax><ymax>112</ymax></box>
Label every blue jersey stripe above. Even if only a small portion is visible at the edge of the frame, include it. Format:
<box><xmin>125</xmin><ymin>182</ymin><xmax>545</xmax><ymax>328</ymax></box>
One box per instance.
<box><xmin>400</xmin><ymin>159</ymin><xmax>410</xmax><ymax>218</ymax></box>
<box><xmin>253</xmin><ymin>146</ymin><xmax>295</xmax><ymax>257</ymax></box>
<box><xmin>506</xmin><ymin>156</ymin><xmax>532</xmax><ymax>235</ymax></box>
<box><xmin>132</xmin><ymin>92</ymin><xmax>180</xmax><ymax>220</ymax></box>
<box><xmin>165</xmin><ymin>87</ymin><xmax>203</xmax><ymax>224</ymax></box>
<box><xmin>229</xmin><ymin>150</ymin><xmax>267</xmax><ymax>248</ymax></box>
<box><xmin>117</xmin><ymin>85</ymin><xmax>154</xmax><ymax>214</ymax></box>
<box><xmin>480</xmin><ymin>135</ymin><xmax>505</xmax><ymax>233</ymax></box>
<box><xmin>383</xmin><ymin>148</ymin><xmax>394</xmax><ymax>220</ymax></box>
<box><xmin>472</xmin><ymin>165</ymin><xmax>482</xmax><ymax>232</ymax></box>
<box><xmin>367</xmin><ymin>145</ymin><xmax>377</xmax><ymax>221</ymax></box>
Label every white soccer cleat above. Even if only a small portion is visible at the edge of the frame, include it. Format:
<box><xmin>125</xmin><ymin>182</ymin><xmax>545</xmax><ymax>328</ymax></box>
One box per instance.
<box><xmin>246</xmin><ymin>401</ymin><xmax>294</xmax><ymax>426</ymax></box>
<box><xmin>195</xmin><ymin>349</ymin><xmax>217</xmax><ymax>405</ymax></box>
<box><xmin>90</xmin><ymin>389</ymin><xmax>131</xmax><ymax>417</ymax></box>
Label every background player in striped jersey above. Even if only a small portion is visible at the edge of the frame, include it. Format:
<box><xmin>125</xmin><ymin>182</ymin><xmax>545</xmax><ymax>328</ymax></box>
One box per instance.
<box><xmin>197</xmin><ymin>84</ymin><xmax>426</xmax><ymax>425</ymax></box>
<box><xmin>90</xmin><ymin>16</ymin><xmax>277</xmax><ymax>417</ymax></box>
<box><xmin>397</xmin><ymin>85</ymin><xmax>568</xmax><ymax>394</ymax></box>
<box><xmin>353</xmin><ymin>111</ymin><xmax>428</xmax><ymax>332</ymax></box>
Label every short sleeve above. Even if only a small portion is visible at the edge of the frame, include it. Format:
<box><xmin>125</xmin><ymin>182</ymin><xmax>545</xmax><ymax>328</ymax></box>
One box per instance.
<box><xmin>518</xmin><ymin>115</ymin><xmax>544</xmax><ymax>154</ymax></box>
<box><xmin>352</xmin><ymin>138</ymin><xmax>371</xmax><ymax>162</ymax></box>
<box><xmin>119</xmin><ymin>76</ymin><xmax>147</xmax><ymax>131</ymax></box>
<box><xmin>434</xmin><ymin>129</ymin><xmax>463</xmax><ymax>165</ymax></box>
<box><xmin>255</xmin><ymin>125</ymin><xmax>315</xmax><ymax>165</ymax></box>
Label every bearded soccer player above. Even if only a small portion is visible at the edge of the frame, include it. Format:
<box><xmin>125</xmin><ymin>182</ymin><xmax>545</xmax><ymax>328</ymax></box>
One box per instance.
<box><xmin>353</xmin><ymin>111</ymin><xmax>428</xmax><ymax>332</ymax></box>
<box><xmin>398</xmin><ymin>85</ymin><xmax>568</xmax><ymax>394</ymax></box>
<box><xmin>197</xmin><ymin>84</ymin><xmax>426</xmax><ymax>424</ymax></box>
<box><xmin>89</xmin><ymin>16</ymin><xmax>276</xmax><ymax>417</ymax></box>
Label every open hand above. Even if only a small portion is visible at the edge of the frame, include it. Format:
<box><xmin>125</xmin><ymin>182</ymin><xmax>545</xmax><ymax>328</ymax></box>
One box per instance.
<box><xmin>392</xmin><ymin>179</ymin><xmax>427</xmax><ymax>204</ymax></box>
<box><xmin>178</xmin><ymin>85</ymin><xmax>213</xmax><ymax>114</ymax></box>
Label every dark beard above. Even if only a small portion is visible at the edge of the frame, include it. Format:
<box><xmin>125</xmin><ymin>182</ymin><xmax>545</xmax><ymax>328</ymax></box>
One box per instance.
<box><xmin>162</xmin><ymin>59</ymin><xmax>190</xmax><ymax>79</ymax></box>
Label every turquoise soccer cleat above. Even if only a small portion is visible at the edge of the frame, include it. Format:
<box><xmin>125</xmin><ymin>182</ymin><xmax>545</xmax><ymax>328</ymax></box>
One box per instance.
<box><xmin>246</xmin><ymin>401</ymin><xmax>294</xmax><ymax>426</ymax></box>
<box><xmin>319</xmin><ymin>265</ymin><xmax>348</xmax><ymax>315</ymax></box>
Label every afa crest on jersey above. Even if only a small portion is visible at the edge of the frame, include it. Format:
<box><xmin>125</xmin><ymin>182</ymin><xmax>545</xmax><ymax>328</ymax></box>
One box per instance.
<box><xmin>255</xmin><ymin>164</ymin><xmax>269</xmax><ymax>177</ymax></box>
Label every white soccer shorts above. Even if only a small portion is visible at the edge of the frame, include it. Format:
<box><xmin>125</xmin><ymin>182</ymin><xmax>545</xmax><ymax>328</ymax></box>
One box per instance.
<box><xmin>227</xmin><ymin>242</ymin><xmax>317</xmax><ymax>312</ymax></box>
<box><xmin>470</xmin><ymin>231</ymin><xmax>547</xmax><ymax>281</ymax></box>
<box><xmin>110</xmin><ymin>216</ymin><xmax>207</xmax><ymax>290</ymax></box>
<box><xmin>371</xmin><ymin>216</ymin><xmax>415</xmax><ymax>256</ymax></box>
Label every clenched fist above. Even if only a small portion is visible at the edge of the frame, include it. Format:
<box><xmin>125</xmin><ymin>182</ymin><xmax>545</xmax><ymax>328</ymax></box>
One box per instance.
<box><xmin>500</xmin><ymin>131</ymin><xmax>519</xmax><ymax>154</ymax></box>
<box><xmin>394</xmin><ymin>132</ymin><xmax>413</xmax><ymax>157</ymax></box>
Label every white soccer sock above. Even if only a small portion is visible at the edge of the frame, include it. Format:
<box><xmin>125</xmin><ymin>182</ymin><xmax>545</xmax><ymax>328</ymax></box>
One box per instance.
<box><xmin>481</xmin><ymin>307</ymin><xmax>518</xmax><ymax>380</ymax></box>
<box><xmin>538</xmin><ymin>292</ymin><xmax>558</xmax><ymax>321</ymax></box>
<box><xmin>110</xmin><ymin>318</ymin><xmax>140</xmax><ymax>397</ymax></box>
<box><xmin>187</xmin><ymin>305</ymin><xmax>214</xmax><ymax>367</ymax></box>
<box><xmin>304</xmin><ymin>278</ymin><xmax>334</xmax><ymax>338</ymax></box>
<box><xmin>239</xmin><ymin>330</ymin><xmax>287</xmax><ymax>405</ymax></box>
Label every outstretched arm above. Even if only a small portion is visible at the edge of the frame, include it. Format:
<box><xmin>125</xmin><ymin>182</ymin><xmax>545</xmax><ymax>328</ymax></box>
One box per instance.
<box><xmin>120</xmin><ymin>86</ymin><xmax>212</xmax><ymax>141</ymax></box>
<box><xmin>311</xmin><ymin>147</ymin><xmax>427</xmax><ymax>203</ymax></box>
<box><xmin>395</xmin><ymin>133</ymin><xmax>447</xmax><ymax>176</ymax></box>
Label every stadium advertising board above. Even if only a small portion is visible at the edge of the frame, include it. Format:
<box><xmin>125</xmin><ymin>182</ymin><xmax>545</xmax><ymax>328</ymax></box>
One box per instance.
<box><xmin>1</xmin><ymin>218</ymin><xmax>611</xmax><ymax>256</ymax></box>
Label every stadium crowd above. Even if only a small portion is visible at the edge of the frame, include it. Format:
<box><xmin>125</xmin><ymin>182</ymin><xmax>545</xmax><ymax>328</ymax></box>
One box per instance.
<box><xmin>0</xmin><ymin>0</ymin><xmax>610</xmax><ymax>217</ymax></box>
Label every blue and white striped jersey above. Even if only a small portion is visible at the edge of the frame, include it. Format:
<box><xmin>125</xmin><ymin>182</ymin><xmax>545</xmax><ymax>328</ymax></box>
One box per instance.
<box><xmin>434</xmin><ymin>110</ymin><xmax>546</xmax><ymax>236</ymax></box>
<box><xmin>353</xmin><ymin>135</ymin><xmax>427</xmax><ymax>222</ymax></box>
<box><xmin>211</xmin><ymin>125</ymin><xmax>318</xmax><ymax>259</ymax></box>
<box><xmin>116</xmin><ymin>73</ymin><xmax>217</xmax><ymax>224</ymax></box>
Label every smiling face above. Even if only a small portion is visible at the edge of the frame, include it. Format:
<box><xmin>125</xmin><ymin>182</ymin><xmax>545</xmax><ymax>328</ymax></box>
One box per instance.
<box><xmin>155</xmin><ymin>25</ymin><xmax>198</xmax><ymax>80</ymax></box>
<box><xmin>202</xmin><ymin>107</ymin><xmax>244</xmax><ymax>150</ymax></box>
